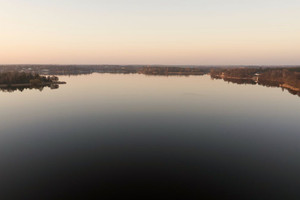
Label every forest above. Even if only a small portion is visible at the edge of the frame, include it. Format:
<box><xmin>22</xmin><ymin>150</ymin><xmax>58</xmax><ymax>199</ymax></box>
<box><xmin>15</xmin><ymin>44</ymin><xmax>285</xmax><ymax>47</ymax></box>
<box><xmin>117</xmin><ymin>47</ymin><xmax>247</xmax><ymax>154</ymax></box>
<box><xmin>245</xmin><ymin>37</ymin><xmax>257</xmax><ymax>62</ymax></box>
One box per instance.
<box><xmin>139</xmin><ymin>67</ymin><xmax>208</xmax><ymax>76</ymax></box>
<box><xmin>0</xmin><ymin>72</ymin><xmax>59</xmax><ymax>86</ymax></box>
<box><xmin>0</xmin><ymin>65</ymin><xmax>211</xmax><ymax>76</ymax></box>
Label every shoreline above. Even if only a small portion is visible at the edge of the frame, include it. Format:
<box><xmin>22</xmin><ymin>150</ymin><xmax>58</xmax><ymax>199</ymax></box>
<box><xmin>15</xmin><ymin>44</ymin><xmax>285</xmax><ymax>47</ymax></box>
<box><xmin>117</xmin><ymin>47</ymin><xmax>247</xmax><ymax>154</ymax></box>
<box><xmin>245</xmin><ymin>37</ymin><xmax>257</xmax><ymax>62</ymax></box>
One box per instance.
<box><xmin>212</xmin><ymin>74</ymin><xmax>300</xmax><ymax>93</ymax></box>
<box><xmin>280</xmin><ymin>83</ymin><xmax>300</xmax><ymax>92</ymax></box>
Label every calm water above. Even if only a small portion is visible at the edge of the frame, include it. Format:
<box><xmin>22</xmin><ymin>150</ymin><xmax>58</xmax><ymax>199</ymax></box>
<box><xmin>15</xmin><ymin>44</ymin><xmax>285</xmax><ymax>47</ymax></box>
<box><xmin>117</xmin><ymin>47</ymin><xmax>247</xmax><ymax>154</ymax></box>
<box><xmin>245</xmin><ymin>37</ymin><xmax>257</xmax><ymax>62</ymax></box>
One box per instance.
<box><xmin>1</xmin><ymin>74</ymin><xmax>300</xmax><ymax>199</ymax></box>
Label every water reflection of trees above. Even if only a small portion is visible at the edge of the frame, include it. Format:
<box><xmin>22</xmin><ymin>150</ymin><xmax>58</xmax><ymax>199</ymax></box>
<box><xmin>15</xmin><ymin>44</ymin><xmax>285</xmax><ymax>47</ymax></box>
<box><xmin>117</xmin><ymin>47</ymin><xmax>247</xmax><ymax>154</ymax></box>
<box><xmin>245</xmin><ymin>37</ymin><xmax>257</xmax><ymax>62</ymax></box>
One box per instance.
<box><xmin>0</xmin><ymin>84</ymin><xmax>59</xmax><ymax>93</ymax></box>
<box><xmin>223</xmin><ymin>78</ymin><xmax>256</xmax><ymax>85</ymax></box>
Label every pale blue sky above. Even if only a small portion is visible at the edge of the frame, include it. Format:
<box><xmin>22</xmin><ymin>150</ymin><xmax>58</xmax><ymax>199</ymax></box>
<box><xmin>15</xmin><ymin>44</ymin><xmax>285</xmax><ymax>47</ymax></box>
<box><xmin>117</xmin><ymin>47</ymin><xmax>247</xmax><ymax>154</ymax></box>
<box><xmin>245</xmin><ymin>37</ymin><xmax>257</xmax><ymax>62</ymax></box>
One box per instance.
<box><xmin>0</xmin><ymin>0</ymin><xmax>300</xmax><ymax>64</ymax></box>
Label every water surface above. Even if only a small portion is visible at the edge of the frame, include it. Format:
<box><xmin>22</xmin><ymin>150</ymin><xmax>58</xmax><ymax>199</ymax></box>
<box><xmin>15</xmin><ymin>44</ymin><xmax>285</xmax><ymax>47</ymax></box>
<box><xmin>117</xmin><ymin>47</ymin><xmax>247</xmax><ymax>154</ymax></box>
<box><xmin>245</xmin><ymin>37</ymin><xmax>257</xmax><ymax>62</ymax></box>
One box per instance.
<box><xmin>1</xmin><ymin>74</ymin><xmax>300</xmax><ymax>199</ymax></box>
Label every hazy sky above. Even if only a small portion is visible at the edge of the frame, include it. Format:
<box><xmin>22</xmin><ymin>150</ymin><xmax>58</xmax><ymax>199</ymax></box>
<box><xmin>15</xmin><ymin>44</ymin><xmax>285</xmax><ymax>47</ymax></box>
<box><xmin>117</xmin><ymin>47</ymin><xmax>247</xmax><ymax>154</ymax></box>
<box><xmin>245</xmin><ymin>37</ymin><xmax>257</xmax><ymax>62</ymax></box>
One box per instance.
<box><xmin>1</xmin><ymin>0</ymin><xmax>300</xmax><ymax>65</ymax></box>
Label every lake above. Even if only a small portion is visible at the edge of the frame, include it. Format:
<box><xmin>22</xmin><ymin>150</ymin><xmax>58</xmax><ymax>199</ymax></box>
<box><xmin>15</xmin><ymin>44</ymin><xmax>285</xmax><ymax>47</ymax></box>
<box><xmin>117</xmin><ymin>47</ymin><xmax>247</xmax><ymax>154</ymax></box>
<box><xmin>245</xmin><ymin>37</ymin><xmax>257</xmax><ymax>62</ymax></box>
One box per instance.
<box><xmin>1</xmin><ymin>73</ymin><xmax>300</xmax><ymax>199</ymax></box>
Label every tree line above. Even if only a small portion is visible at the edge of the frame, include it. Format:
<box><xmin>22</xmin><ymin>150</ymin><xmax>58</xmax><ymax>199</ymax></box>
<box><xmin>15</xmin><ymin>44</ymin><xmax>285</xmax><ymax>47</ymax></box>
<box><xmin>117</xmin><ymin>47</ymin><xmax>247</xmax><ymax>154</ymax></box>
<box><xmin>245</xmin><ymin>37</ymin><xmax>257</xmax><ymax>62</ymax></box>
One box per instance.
<box><xmin>0</xmin><ymin>72</ymin><xmax>58</xmax><ymax>85</ymax></box>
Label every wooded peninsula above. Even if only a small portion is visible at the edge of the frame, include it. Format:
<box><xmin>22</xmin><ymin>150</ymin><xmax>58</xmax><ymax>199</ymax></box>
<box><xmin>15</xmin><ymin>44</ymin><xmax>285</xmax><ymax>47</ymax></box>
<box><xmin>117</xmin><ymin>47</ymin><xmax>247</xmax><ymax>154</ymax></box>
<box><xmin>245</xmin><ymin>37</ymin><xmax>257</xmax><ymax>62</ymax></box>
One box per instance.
<box><xmin>0</xmin><ymin>72</ymin><xmax>66</xmax><ymax>92</ymax></box>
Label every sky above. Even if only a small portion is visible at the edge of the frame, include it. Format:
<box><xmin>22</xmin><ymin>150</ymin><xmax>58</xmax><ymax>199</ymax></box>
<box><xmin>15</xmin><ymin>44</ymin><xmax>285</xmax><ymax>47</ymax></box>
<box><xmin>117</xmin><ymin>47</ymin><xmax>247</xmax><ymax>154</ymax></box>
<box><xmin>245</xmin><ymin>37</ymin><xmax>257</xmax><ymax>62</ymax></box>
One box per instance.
<box><xmin>0</xmin><ymin>0</ymin><xmax>300</xmax><ymax>65</ymax></box>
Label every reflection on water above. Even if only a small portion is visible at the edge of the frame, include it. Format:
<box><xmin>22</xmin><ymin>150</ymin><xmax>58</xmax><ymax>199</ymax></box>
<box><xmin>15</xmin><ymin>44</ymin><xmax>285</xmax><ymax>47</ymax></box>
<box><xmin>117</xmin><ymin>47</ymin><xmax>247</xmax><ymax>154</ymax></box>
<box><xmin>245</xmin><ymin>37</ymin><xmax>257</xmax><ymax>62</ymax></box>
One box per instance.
<box><xmin>0</xmin><ymin>74</ymin><xmax>300</xmax><ymax>199</ymax></box>
<box><xmin>0</xmin><ymin>84</ymin><xmax>60</xmax><ymax>93</ymax></box>
<box><xmin>213</xmin><ymin>76</ymin><xmax>300</xmax><ymax>97</ymax></box>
